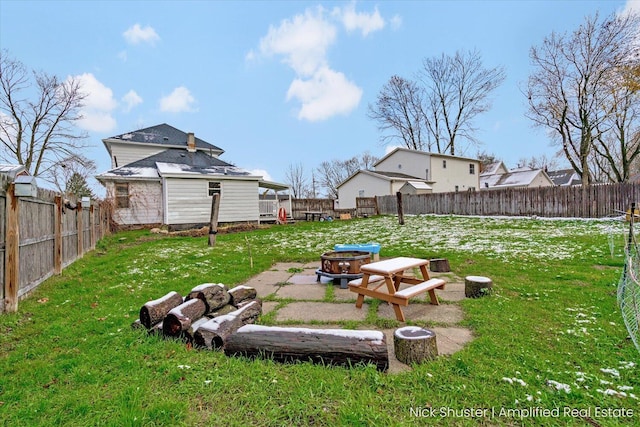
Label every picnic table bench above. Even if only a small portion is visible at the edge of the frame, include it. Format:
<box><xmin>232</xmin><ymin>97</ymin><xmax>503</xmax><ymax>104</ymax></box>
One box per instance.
<box><xmin>348</xmin><ymin>257</ymin><xmax>445</xmax><ymax>322</ymax></box>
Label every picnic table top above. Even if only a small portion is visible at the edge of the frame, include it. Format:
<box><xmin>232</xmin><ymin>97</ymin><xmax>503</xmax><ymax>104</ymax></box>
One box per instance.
<box><xmin>360</xmin><ymin>257</ymin><xmax>428</xmax><ymax>275</ymax></box>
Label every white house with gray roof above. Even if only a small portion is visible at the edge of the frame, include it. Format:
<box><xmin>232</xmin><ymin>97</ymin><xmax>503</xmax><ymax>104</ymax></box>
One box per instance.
<box><xmin>337</xmin><ymin>147</ymin><xmax>480</xmax><ymax>209</ymax></box>
<box><xmin>480</xmin><ymin>161</ymin><xmax>554</xmax><ymax>190</ymax></box>
<box><xmin>96</xmin><ymin>123</ymin><xmax>289</xmax><ymax>229</ymax></box>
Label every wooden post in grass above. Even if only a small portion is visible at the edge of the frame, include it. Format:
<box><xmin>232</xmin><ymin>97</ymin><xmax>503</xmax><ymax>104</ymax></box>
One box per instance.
<box><xmin>396</xmin><ymin>192</ymin><xmax>404</xmax><ymax>225</ymax></box>
<box><xmin>208</xmin><ymin>193</ymin><xmax>220</xmax><ymax>247</ymax></box>
<box><xmin>4</xmin><ymin>184</ymin><xmax>19</xmax><ymax>312</ymax></box>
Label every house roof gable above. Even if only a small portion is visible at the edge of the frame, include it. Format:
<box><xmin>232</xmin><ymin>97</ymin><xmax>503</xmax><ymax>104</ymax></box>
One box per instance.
<box><xmin>96</xmin><ymin>149</ymin><xmax>250</xmax><ymax>180</ymax></box>
<box><xmin>103</xmin><ymin>123</ymin><xmax>224</xmax><ymax>154</ymax></box>
<box><xmin>374</xmin><ymin>147</ymin><xmax>479</xmax><ymax>167</ymax></box>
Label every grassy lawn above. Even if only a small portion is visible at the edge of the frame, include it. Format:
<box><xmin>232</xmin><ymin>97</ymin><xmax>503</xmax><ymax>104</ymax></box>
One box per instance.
<box><xmin>0</xmin><ymin>215</ymin><xmax>637</xmax><ymax>426</ymax></box>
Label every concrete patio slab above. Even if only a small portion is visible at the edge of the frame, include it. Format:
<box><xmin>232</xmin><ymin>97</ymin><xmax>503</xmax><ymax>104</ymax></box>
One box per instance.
<box><xmin>377</xmin><ymin>302</ymin><xmax>465</xmax><ymax>324</ymax></box>
<box><xmin>275</xmin><ymin>302</ymin><xmax>369</xmax><ymax>322</ymax></box>
<box><xmin>275</xmin><ymin>283</ymin><xmax>327</xmax><ymax>300</ymax></box>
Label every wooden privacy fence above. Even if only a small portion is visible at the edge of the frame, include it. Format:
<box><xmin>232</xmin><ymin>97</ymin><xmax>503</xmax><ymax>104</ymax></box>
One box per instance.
<box><xmin>290</xmin><ymin>198</ymin><xmax>378</xmax><ymax>220</ymax></box>
<box><xmin>376</xmin><ymin>183</ymin><xmax>640</xmax><ymax>218</ymax></box>
<box><xmin>0</xmin><ymin>178</ymin><xmax>111</xmax><ymax>313</ymax></box>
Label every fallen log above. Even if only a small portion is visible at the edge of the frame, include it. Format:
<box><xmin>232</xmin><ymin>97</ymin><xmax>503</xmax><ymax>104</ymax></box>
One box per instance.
<box><xmin>187</xmin><ymin>283</ymin><xmax>230</xmax><ymax>313</ymax></box>
<box><xmin>183</xmin><ymin>317</ymin><xmax>211</xmax><ymax>343</ymax></box>
<box><xmin>194</xmin><ymin>314</ymin><xmax>242</xmax><ymax>349</ymax></box>
<box><xmin>139</xmin><ymin>291</ymin><xmax>183</xmax><ymax>329</ymax></box>
<box><xmin>224</xmin><ymin>325</ymin><xmax>389</xmax><ymax>371</ymax></box>
<box><xmin>233</xmin><ymin>300</ymin><xmax>262</xmax><ymax>325</ymax></box>
<box><xmin>163</xmin><ymin>298</ymin><xmax>207</xmax><ymax>337</ymax></box>
<box><xmin>228</xmin><ymin>285</ymin><xmax>257</xmax><ymax>306</ymax></box>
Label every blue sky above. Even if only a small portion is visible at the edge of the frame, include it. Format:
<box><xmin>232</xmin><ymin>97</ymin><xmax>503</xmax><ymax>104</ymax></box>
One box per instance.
<box><xmin>1</xmin><ymin>0</ymin><xmax>637</xmax><ymax>196</ymax></box>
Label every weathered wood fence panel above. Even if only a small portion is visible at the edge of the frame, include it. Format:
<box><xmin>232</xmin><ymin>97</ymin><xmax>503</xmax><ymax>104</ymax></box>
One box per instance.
<box><xmin>376</xmin><ymin>183</ymin><xmax>640</xmax><ymax>218</ymax></box>
<box><xmin>0</xmin><ymin>181</ymin><xmax>111</xmax><ymax>313</ymax></box>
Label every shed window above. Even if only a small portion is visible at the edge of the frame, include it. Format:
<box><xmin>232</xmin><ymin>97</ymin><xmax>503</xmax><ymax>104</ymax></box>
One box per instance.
<box><xmin>115</xmin><ymin>183</ymin><xmax>129</xmax><ymax>208</ymax></box>
<box><xmin>469</xmin><ymin>164</ymin><xmax>475</xmax><ymax>174</ymax></box>
<box><xmin>208</xmin><ymin>181</ymin><xmax>221</xmax><ymax>197</ymax></box>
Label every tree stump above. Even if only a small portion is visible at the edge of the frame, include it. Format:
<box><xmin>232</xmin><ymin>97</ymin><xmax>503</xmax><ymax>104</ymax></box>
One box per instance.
<box><xmin>393</xmin><ymin>326</ymin><xmax>438</xmax><ymax>364</ymax></box>
<box><xmin>429</xmin><ymin>258</ymin><xmax>450</xmax><ymax>273</ymax></box>
<box><xmin>465</xmin><ymin>275</ymin><xmax>493</xmax><ymax>298</ymax></box>
<box><xmin>139</xmin><ymin>291</ymin><xmax>184</xmax><ymax>329</ymax></box>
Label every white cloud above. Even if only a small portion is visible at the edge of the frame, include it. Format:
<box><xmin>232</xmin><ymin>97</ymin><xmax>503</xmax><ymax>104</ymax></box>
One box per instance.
<box><xmin>286</xmin><ymin>67</ymin><xmax>362</xmax><ymax>121</ymax></box>
<box><xmin>258</xmin><ymin>6</ymin><xmax>335</xmax><ymax>76</ymax></box>
<box><xmin>122</xmin><ymin>90</ymin><xmax>143</xmax><ymax>112</ymax></box>
<box><xmin>390</xmin><ymin>14</ymin><xmax>402</xmax><ymax>30</ymax></box>
<box><xmin>159</xmin><ymin>86</ymin><xmax>197</xmax><ymax>113</ymax></box>
<box><xmin>123</xmin><ymin>24</ymin><xmax>160</xmax><ymax>46</ymax></box>
<box><xmin>623</xmin><ymin>0</ymin><xmax>640</xmax><ymax>15</ymax></box>
<box><xmin>249</xmin><ymin>168</ymin><xmax>273</xmax><ymax>181</ymax></box>
<box><xmin>73</xmin><ymin>73</ymin><xmax>117</xmax><ymax>132</ymax></box>
<box><xmin>335</xmin><ymin>2</ymin><xmax>385</xmax><ymax>36</ymax></box>
<box><xmin>385</xmin><ymin>145</ymin><xmax>402</xmax><ymax>155</ymax></box>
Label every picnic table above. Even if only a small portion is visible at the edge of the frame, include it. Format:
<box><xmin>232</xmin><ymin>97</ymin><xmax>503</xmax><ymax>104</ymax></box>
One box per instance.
<box><xmin>303</xmin><ymin>211</ymin><xmax>323</xmax><ymax>221</ymax></box>
<box><xmin>348</xmin><ymin>257</ymin><xmax>445</xmax><ymax>322</ymax></box>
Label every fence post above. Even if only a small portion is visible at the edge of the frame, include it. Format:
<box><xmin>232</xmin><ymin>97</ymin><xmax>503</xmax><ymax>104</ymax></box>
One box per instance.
<box><xmin>77</xmin><ymin>200</ymin><xmax>83</xmax><ymax>257</ymax></box>
<box><xmin>90</xmin><ymin>204</ymin><xmax>95</xmax><ymax>250</ymax></box>
<box><xmin>54</xmin><ymin>196</ymin><xmax>62</xmax><ymax>275</ymax></box>
<box><xmin>4</xmin><ymin>184</ymin><xmax>19</xmax><ymax>313</ymax></box>
<box><xmin>396</xmin><ymin>192</ymin><xmax>404</xmax><ymax>225</ymax></box>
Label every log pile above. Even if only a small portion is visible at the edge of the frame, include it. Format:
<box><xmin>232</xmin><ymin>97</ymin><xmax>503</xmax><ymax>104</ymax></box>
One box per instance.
<box><xmin>133</xmin><ymin>283</ymin><xmax>262</xmax><ymax>348</ymax></box>
<box><xmin>134</xmin><ymin>284</ymin><xmax>389</xmax><ymax>371</ymax></box>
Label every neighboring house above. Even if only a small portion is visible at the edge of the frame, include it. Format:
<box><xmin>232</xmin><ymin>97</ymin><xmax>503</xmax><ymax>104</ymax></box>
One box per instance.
<box><xmin>0</xmin><ymin>164</ymin><xmax>27</xmax><ymax>180</ymax></box>
<box><xmin>547</xmin><ymin>168</ymin><xmax>581</xmax><ymax>186</ymax></box>
<box><xmin>96</xmin><ymin>123</ymin><xmax>289</xmax><ymax>229</ymax></box>
<box><xmin>480</xmin><ymin>161</ymin><xmax>554</xmax><ymax>190</ymax></box>
<box><xmin>337</xmin><ymin>147</ymin><xmax>480</xmax><ymax>209</ymax></box>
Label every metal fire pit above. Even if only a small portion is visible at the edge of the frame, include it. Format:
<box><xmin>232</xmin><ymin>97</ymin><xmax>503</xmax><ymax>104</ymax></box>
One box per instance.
<box><xmin>316</xmin><ymin>250</ymin><xmax>371</xmax><ymax>289</ymax></box>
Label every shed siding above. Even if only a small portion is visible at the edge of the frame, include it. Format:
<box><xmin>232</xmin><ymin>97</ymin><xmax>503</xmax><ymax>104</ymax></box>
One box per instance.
<box><xmin>165</xmin><ymin>178</ymin><xmax>259</xmax><ymax>224</ymax></box>
<box><xmin>106</xmin><ymin>180</ymin><xmax>163</xmax><ymax>225</ymax></box>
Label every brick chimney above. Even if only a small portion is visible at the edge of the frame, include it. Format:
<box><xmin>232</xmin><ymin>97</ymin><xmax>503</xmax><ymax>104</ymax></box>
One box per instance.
<box><xmin>187</xmin><ymin>132</ymin><xmax>196</xmax><ymax>152</ymax></box>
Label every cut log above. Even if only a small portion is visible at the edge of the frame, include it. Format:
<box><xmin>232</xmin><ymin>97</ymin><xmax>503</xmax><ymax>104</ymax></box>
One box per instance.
<box><xmin>187</xmin><ymin>283</ymin><xmax>230</xmax><ymax>313</ymax></box>
<box><xmin>429</xmin><ymin>258</ymin><xmax>450</xmax><ymax>273</ymax></box>
<box><xmin>393</xmin><ymin>326</ymin><xmax>438</xmax><ymax>364</ymax></box>
<box><xmin>183</xmin><ymin>317</ymin><xmax>211</xmax><ymax>343</ymax></box>
<box><xmin>139</xmin><ymin>291</ymin><xmax>183</xmax><ymax>329</ymax></box>
<box><xmin>224</xmin><ymin>325</ymin><xmax>389</xmax><ymax>371</ymax></box>
<box><xmin>465</xmin><ymin>275</ymin><xmax>493</xmax><ymax>298</ymax></box>
<box><xmin>194</xmin><ymin>314</ymin><xmax>242</xmax><ymax>349</ymax></box>
<box><xmin>148</xmin><ymin>321</ymin><xmax>164</xmax><ymax>336</ymax></box>
<box><xmin>209</xmin><ymin>304</ymin><xmax>237</xmax><ymax>317</ymax></box>
<box><xmin>233</xmin><ymin>299</ymin><xmax>262</xmax><ymax>325</ymax></box>
<box><xmin>228</xmin><ymin>285</ymin><xmax>257</xmax><ymax>306</ymax></box>
<box><xmin>163</xmin><ymin>298</ymin><xmax>207</xmax><ymax>337</ymax></box>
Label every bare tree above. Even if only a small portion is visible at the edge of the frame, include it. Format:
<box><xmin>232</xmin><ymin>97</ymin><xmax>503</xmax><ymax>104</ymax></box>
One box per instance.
<box><xmin>517</xmin><ymin>153</ymin><xmax>562</xmax><ymax>171</ymax></box>
<box><xmin>590</xmin><ymin>65</ymin><xmax>640</xmax><ymax>182</ymax></box>
<box><xmin>526</xmin><ymin>12</ymin><xmax>640</xmax><ymax>186</ymax></box>
<box><xmin>50</xmin><ymin>153</ymin><xmax>97</xmax><ymax>197</ymax></box>
<box><xmin>420</xmin><ymin>49</ymin><xmax>506</xmax><ymax>156</ymax></box>
<box><xmin>284</xmin><ymin>162</ymin><xmax>309</xmax><ymax>198</ymax></box>
<box><xmin>315</xmin><ymin>152</ymin><xmax>378</xmax><ymax>199</ymax></box>
<box><xmin>0</xmin><ymin>50</ymin><xmax>89</xmax><ymax>184</ymax></box>
<box><xmin>368</xmin><ymin>75</ymin><xmax>426</xmax><ymax>150</ymax></box>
